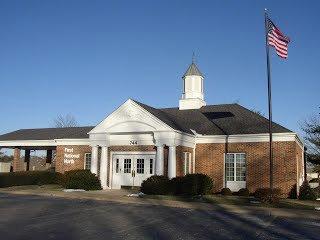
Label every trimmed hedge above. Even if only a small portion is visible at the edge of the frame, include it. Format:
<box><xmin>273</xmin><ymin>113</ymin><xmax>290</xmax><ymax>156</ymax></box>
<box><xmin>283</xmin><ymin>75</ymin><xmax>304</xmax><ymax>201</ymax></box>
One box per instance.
<box><xmin>170</xmin><ymin>176</ymin><xmax>184</xmax><ymax>195</ymax></box>
<box><xmin>180</xmin><ymin>174</ymin><xmax>213</xmax><ymax>195</ymax></box>
<box><xmin>298</xmin><ymin>180</ymin><xmax>316</xmax><ymax>200</ymax></box>
<box><xmin>237</xmin><ymin>188</ymin><xmax>250</xmax><ymax>197</ymax></box>
<box><xmin>0</xmin><ymin>171</ymin><xmax>61</xmax><ymax>188</ymax></box>
<box><xmin>254</xmin><ymin>188</ymin><xmax>282</xmax><ymax>203</ymax></box>
<box><xmin>63</xmin><ymin>170</ymin><xmax>102</xmax><ymax>191</ymax></box>
<box><xmin>141</xmin><ymin>174</ymin><xmax>213</xmax><ymax>196</ymax></box>
<box><xmin>221</xmin><ymin>188</ymin><xmax>232</xmax><ymax>196</ymax></box>
<box><xmin>141</xmin><ymin>175</ymin><xmax>171</xmax><ymax>195</ymax></box>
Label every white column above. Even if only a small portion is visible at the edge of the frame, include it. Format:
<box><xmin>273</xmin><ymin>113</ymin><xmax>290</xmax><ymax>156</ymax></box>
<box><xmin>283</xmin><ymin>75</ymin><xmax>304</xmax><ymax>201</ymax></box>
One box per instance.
<box><xmin>156</xmin><ymin>145</ymin><xmax>164</xmax><ymax>175</ymax></box>
<box><xmin>168</xmin><ymin>146</ymin><xmax>176</xmax><ymax>179</ymax></box>
<box><xmin>91</xmin><ymin>146</ymin><xmax>99</xmax><ymax>175</ymax></box>
<box><xmin>100</xmin><ymin>146</ymin><xmax>109</xmax><ymax>190</ymax></box>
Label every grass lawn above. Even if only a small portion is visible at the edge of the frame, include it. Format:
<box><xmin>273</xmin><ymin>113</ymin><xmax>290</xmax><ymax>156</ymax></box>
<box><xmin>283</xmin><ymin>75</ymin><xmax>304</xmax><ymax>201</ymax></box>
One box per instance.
<box><xmin>141</xmin><ymin>194</ymin><xmax>320</xmax><ymax>210</ymax></box>
<box><xmin>0</xmin><ymin>184</ymin><xmax>63</xmax><ymax>192</ymax></box>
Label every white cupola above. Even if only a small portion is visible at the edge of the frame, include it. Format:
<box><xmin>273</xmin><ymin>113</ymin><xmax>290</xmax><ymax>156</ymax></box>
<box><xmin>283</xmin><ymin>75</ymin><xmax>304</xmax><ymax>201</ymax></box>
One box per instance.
<box><xmin>179</xmin><ymin>59</ymin><xmax>206</xmax><ymax>110</ymax></box>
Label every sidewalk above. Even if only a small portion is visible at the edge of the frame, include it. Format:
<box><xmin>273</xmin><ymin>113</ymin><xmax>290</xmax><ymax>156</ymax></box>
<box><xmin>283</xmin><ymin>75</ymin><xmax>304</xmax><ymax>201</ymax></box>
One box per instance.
<box><xmin>0</xmin><ymin>185</ymin><xmax>319</xmax><ymax>220</ymax></box>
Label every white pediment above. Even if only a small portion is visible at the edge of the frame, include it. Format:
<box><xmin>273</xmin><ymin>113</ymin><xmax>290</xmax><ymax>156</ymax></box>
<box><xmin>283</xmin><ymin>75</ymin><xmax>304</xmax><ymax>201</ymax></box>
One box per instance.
<box><xmin>89</xmin><ymin>99</ymin><xmax>173</xmax><ymax>134</ymax></box>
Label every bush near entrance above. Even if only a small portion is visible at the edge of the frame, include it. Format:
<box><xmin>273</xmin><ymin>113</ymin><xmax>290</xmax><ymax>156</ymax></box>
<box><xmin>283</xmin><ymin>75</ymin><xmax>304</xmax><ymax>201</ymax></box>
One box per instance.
<box><xmin>298</xmin><ymin>180</ymin><xmax>317</xmax><ymax>200</ymax></box>
<box><xmin>0</xmin><ymin>170</ymin><xmax>102</xmax><ymax>191</ymax></box>
<box><xmin>236</xmin><ymin>188</ymin><xmax>250</xmax><ymax>197</ymax></box>
<box><xmin>140</xmin><ymin>176</ymin><xmax>172</xmax><ymax>195</ymax></box>
<box><xmin>221</xmin><ymin>188</ymin><xmax>232</xmax><ymax>196</ymax></box>
<box><xmin>141</xmin><ymin>174</ymin><xmax>213</xmax><ymax>196</ymax></box>
<box><xmin>180</xmin><ymin>174</ymin><xmax>213</xmax><ymax>195</ymax></box>
<box><xmin>0</xmin><ymin>171</ymin><xmax>61</xmax><ymax>188</ymax></box>
<box><xmin>62</xmin><ymin>170</ymin><xmax>102</xmax><ymax>191</ymax></box>
<box><xmin>254</xmin><ymin>188</ymin><xmax>282</xmax><ymax>203</ymax></box>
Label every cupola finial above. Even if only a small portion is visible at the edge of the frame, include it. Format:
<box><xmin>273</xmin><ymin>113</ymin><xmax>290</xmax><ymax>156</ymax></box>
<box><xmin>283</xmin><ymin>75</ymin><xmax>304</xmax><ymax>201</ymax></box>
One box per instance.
<box><xmin>192</xmin><ymin>52</ymin><xmax>196</xmax><ymax>63</ymax></box>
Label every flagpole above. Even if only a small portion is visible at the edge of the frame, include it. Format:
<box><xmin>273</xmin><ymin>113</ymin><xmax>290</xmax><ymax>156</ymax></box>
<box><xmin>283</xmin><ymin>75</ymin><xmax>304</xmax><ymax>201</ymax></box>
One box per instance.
<box><xmin>264</xmin><ymin>9</ymin><xmax>273</xmax><ymax>191</ymax></box>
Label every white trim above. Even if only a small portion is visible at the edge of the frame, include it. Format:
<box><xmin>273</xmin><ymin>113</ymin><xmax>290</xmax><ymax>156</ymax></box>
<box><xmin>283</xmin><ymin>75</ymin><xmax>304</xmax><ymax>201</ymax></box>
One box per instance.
<box><xmin>0</xmin><ymin>140</ymin><xmax>57</xmax><ymax>147</ymax></box>
<box><xmin>89</xmin><ymin>99</ymin><xmax>174</xmax><ymax>134</ymax></box>
<box><xmin>183</xmin><ymin>152</ymin><xmax>192</xmax><ymax>175</ymax></box>
<box><xmin>109</xmin><ymin>151</ymin><xmax>156</xmax><ymax>189</ymax></box>
<box><xmin>0</xmin><ymin>138</ymin><xmax>91</xmax><ymax>147</ymax></box>
<box><xmin>196</xmin><ymin>132</ymin><xmax>304</xmax><ymax>148</ymax></box>
<box><xmin>192</xmin><ymin>147</ymin><xmax>196</xmax><ymax>173</ymax></box>
<box><xmin>55</xmin><ymin>138</ymin><xmax>90</xmax><ymax>146</ymax></box>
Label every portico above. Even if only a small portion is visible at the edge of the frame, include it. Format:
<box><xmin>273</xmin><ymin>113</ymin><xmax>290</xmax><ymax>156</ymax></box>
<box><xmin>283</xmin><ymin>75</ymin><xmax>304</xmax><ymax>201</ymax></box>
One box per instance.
<box><xmin>88</xmin><ymin>99</ymin><xmax>196</xmax><ymax>189</ymax></box>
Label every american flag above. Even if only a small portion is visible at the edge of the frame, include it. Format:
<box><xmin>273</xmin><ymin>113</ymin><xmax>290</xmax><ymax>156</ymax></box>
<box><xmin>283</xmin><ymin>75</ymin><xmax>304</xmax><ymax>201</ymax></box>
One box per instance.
<box><xmin>267</xmin><ymin>17</ymin><xmax>290</xmax><ymax>59</ymax></box>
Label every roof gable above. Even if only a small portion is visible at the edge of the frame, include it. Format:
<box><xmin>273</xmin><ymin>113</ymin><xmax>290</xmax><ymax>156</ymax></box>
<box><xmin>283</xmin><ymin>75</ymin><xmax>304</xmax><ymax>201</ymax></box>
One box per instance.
<box><xmin>89</xmin><ymin>99</ymin><xmax>173</xmax><ymax>134</ymax></box>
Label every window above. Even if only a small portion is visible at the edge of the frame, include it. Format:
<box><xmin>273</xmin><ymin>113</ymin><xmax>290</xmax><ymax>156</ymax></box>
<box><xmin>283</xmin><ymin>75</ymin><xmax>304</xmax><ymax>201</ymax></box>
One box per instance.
<box><xmin>136</xmin><ymin>158</ymin><xmax>144</xmax><ymax>174</ymax></box>
<box><xmin>184</xmin><ymin>152</ymin><xmax>191</xmax><ymax>175</ymax></box>
<box><xmin>84</xmin><ymin>153</ymin><xmax>91</xmax><ymax>170</ymax></box>
<box><xmin>236</xmin><ymin>154</ymin><xmax>246</xmax><ymax>181</ymax></box>
<box><xmin>116</xmin><ymin>159</ymin><xmax>119</xmax><ymax>173</ymax></box>
<box><xmin>150</xmin><ymin>159</ymin><xmax>153</xmax><ymax>174</ymax></box>
<box><xmin>124</xmin><ymin>159</ymin><xmax>131</xmax><ymax>173</ymax></box>
<box><xmin>225</xmin><ymin>154</ymin><xmax>234</xmax><ymax>181</ymax></box>
<box><xmin>225</xmin><ymin>153</ymin><xmax>246</xmax><ymax>181</ymax></box>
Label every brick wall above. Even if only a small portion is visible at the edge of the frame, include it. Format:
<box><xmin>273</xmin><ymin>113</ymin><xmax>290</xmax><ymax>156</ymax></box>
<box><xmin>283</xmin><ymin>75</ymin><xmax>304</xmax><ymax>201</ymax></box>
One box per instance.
<box><xmin>55</xmin><ymin>145</ymin><xmax>92</xmax><ymax>173</ymax></box>
<box><xmin>195</xmin><ymin>141</ymin><xmax>302</xmax><ymax>196</ymax></box>
<box><xmin>195</xmin><ymin>143</ymin><xmax>225</xmax><ymax>192</ymax></box>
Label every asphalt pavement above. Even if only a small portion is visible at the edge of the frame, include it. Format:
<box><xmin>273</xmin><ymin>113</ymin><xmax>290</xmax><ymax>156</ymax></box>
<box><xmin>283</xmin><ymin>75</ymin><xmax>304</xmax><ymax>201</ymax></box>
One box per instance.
<box><xmin>0</xmin><ymin>193</ymin><xmax>319</xmax><ymax>240</ymax></box>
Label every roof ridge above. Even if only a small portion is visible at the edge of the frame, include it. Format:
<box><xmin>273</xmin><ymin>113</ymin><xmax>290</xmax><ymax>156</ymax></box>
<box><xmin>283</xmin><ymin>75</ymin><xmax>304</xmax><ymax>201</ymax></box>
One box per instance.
<box><xmin>16</xmin><ymin>126</ymin><xmax>95</xmax><ymax>131</ymax></box>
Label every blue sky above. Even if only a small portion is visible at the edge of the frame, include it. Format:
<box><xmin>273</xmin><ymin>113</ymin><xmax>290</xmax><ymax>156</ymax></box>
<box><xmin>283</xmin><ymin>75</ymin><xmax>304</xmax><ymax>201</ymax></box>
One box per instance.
<box><xmin>0</xmin><ymin>0</ymin><xmax>319</xmax><ymax>136</ymax></box>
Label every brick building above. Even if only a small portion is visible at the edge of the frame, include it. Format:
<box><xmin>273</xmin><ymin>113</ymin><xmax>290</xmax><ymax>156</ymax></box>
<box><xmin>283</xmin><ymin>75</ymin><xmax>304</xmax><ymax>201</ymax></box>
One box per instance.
<box><xmin>0</xmin><ymin>61</ymin><xmax>304</xmax><ymax>196</ymax></box>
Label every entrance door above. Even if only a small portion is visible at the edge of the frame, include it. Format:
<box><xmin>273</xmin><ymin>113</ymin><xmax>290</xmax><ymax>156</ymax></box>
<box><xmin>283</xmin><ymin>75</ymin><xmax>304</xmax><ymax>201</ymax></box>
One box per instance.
<box><xmin>112</xmin><ymin>153</ymin><xmax>155</xmax><ymax>189</ymax></box>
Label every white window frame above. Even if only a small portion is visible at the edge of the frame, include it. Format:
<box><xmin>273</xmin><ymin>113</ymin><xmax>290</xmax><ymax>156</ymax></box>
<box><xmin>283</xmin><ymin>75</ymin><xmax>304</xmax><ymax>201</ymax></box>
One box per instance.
<box><xmin>183</xmin><ymin>152</ymin><xmax>192</xmax><ymax>175</ymax></box>
<box><xmin>224</xmin><ymin>152</ymin><xmax>247</xmax><ymax>182</ymax></box>
<box><xmin>84</xmin><ymin>153</ymin><xmax>92</xmax><ymax>170</ymax></box>
<box><xmin>224</xmin><ymin>153</ymin><xmax>247</xmax><ymax>191</ymax></box>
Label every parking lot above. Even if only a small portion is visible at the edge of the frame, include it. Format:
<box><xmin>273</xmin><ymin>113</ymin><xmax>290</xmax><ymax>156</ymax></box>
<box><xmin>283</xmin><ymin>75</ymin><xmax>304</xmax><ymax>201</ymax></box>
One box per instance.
<box><xmin>0</xmin><ymin>193</ymin><xmax>319</xmax><ymax>240</ymax></box>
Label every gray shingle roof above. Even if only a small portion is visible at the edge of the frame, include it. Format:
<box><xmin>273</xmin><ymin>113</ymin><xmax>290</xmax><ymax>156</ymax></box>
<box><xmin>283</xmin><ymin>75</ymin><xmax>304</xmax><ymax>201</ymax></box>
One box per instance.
<box><xmin>0</xmin><ymin>126</ymin><xmax>94</xmax><ymax>141</ymax></box>
<box><xmin>183</xmin><ymin>63</ymin><xmax>203</xmax><ymax>78</ymax></box>
<box><xmin>0</xmin><ymin>101</ymin><xmax>292</xmax><ymax>142</ymax></box>
<box><xmin>133</xmin><ymin>100</ymin><xmax>291</xmax><ymax>135</ymax></box>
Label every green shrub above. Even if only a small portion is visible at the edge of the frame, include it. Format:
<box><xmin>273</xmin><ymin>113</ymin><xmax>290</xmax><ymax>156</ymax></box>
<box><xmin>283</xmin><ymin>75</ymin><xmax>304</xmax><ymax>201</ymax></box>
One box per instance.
<box><xmin>180</xmin><ymin>174</ymin><xmax>213</xmax><ymax>195</ymax></box>
<box><xmin>141</xmin><ymin>175</ymin><xmax>171</xmax><ymax>195</ymax></box>
<box><xmin>288</xmin><ymin>184</ymin><xmax>297</xmax><ymax>199</ymax></box>
<box><xmin>254</xmin><ymin>188</ymin><xmax>282</xmax><ymax>203</ymax></box>
<box><xmin>0</xmin><ymin>171</ymin><xmax>61</xmax><ymax>188</ymax></box>
<box><xmin>221</xmin><ymin>188</ymin><xmax>232</xmax><ymax>196</ymax></box>
<box><xmin>237</xmin><ymin>188</ymin><xmax>250</xmax><ymax>197</ymax></box>
<box><xmin>298</xmin><ymin>180</ymin><xmax>316</xmax><ymax>200</ymax></box>
<box><xmin>170</xmin><ymin>176</ymin><xmax>184</xmax><ymax>195</ymax></box>
<box><xmin>314</xmin><ymin>186</ymin><xmax>320</xmax><ymax>198</ymax></box>
<box><xmin>63</xmin><ymin>170</ymin><xmax>102</xmax><ymax>191</ymax></box>
<box><xmin>141</xmin><ymin>174</ymin><xmax>213</xmax><ymax>196</ymax></box>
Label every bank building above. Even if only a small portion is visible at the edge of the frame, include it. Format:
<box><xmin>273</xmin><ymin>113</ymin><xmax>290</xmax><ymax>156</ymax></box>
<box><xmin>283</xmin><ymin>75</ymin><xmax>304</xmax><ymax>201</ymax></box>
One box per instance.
<box><xmin>0</xmin><ymin>61</ymin><xmax>304</xmax><ymax>195</ymax></box>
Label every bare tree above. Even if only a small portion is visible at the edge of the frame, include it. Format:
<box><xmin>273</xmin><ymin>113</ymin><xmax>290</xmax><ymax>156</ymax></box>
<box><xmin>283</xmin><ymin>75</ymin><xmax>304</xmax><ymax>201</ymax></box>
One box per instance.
<box><xmin>302</xmin><ymin>114</ymin><xmax>320</xmax><ymax>172</ymax></box>
<box><xmin>53</xmin><ymin>114</ymin><xmax>78</xmax><ymax>128</ymax></box>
